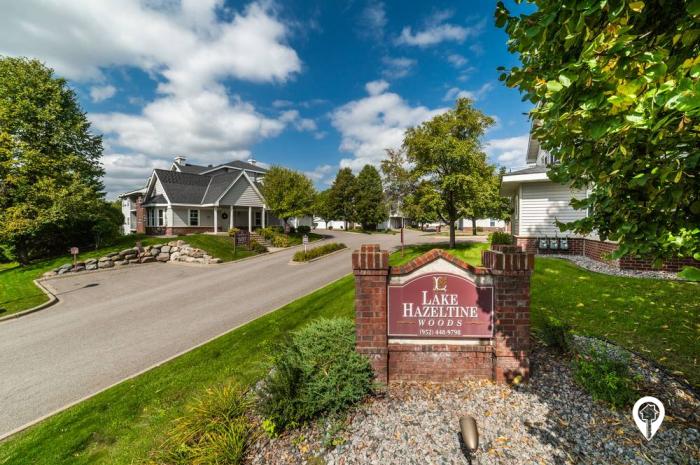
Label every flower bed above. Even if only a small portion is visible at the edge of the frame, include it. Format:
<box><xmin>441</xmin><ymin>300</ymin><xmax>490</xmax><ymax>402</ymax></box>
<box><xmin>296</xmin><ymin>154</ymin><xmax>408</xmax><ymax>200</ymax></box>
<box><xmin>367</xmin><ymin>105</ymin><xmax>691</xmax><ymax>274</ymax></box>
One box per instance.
<box><xmin>293</xmin><ymin>243</ymin><xmax>346</xmax><ymax>262</ymax></box>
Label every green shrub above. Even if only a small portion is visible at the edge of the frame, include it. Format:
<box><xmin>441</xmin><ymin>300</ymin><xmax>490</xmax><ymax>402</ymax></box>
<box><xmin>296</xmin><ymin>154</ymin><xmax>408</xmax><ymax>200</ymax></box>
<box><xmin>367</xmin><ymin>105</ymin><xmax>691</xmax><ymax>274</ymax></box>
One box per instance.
<box><xmin>249</xmin><ymin>240</ymin><xmax>268</xmax><ymax>254</ymax></box>
<box><xmin>258</xmin><ymin>227</ymin><xmax>276</xmax><ymax>240</ymax></box>
<box><xmin>678</xmin><ymin>265</ymin><xmax>700</xmax><ymax>282</ymax></box>
<box><xmin>293</xmin><ymin>243</ymin><xmax>346</xmax><ymax>262</ymax></box>
<box><xmin>257</xmin><ymin>318</ymin><xmax>373</xmax><ymax>431</ymax></box>
<box><xmin>537</xmin><ymin>316</ymin><xmax>572</xmax><ymax>352</ymax></box>
<box><xmin>572</xmin><ymin>350</ymin><xmax>640</xmax><ymax>409</ymax></box>
<box><xmin>489</xmin><ymin>232</ymin><xmax>514</xmax><ymax>245</ymax></box>
<box><xmin>271</xmin><ymin>234</ymin><xmax>290</xmax><ymax>248</ymax></box>
<box><xmin>148</xmin><ymin>383</ymin><xmax>254</xmax><ymax>465</ymax></box>
<box><xmin>227</xmin><ymin>227</ymin><xmax>240</xmax><ymax>237</ymax></box>
<box><xmin>297</xmin><ymin>225</ymin><xmax>311</xmax><ymax>235</ymax></box>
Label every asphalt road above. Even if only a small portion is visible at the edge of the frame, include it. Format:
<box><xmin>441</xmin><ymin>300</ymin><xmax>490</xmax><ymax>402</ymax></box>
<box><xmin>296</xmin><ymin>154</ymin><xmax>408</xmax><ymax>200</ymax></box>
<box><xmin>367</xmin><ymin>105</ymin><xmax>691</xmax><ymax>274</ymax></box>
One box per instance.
<box><xmin>0</xmin><ymin>229</ymin><xmax>453</xmax><ymax>437</ymax></box>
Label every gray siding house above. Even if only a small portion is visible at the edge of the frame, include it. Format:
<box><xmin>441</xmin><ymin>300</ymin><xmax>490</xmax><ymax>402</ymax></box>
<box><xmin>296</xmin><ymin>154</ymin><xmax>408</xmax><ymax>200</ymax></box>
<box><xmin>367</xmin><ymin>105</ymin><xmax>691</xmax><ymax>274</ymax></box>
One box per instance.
<box><xmin>120</xmin><ymin>157</ymin><xmax>282</xmax><ymax>235</ymax></box>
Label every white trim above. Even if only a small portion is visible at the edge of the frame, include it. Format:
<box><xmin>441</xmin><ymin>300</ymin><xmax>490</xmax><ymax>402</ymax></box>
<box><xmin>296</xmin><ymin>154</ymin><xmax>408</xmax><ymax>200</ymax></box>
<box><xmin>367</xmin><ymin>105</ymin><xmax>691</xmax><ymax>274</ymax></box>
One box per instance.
<box><xmin>188</xmin><ymin>208</ymin><xmax>200</xmax><ymax>227</ymax></box>
<box><xmin>213</xmin><ymin>171</ymin><xmax>245</xmax><ymax>204</ymax></box>
<box><xmin>119</xmin><ymin>188</ymin><xmax>146</xmax><ymax>198</ymax></box>
<box><xmin>199</xmin><ymin>164</ymin><xmax>266</xmax><ymax>176</ymax></box>
<box><xmin>150</xmin><ymin>171</ymin><xmax>172</xmax><ymax>205</ymax></box>
<box><xmin>502</xmin><ymin>172</ymin><xmax>549</xmax><ymax>183</ymax></box>
<box><xmin>241</xmin><ymin>171</ymin><xmax>265</xmax><ymax>203</ymax></box>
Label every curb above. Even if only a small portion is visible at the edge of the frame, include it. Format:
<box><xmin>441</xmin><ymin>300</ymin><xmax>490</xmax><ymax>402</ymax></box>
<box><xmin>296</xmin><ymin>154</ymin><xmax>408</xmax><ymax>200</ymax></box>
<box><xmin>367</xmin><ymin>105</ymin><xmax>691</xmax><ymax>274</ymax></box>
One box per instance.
<box><xmin>0</xmin><ymin>273</ymin><xmax>352</xmax><ymax>442</ymax></box>
<box><xmin>0</xmin><ymin>280</ymin><xmax>58</xmax><ymax>323</ymax></box>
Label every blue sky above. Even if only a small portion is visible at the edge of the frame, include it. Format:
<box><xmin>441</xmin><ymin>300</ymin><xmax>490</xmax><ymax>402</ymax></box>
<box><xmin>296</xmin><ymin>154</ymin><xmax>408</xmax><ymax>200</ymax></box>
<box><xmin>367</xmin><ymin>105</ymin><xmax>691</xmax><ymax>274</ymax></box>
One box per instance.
<box><xmin>0</xmin><ymin>0</ymin><xmax>534</xmax><ymax>197</ymax></box>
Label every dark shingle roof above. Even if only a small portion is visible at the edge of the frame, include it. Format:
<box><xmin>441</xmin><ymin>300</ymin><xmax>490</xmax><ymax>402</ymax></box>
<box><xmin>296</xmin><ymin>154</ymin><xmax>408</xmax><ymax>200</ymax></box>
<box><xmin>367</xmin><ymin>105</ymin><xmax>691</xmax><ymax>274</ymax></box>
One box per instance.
<box><xmin>177</xmin><ymin>163</ymin><xmax>209</xmax><ymax>174</ymax></box>
<box><xmin>202</xmin><ymin>172</ymin><xmax>241</xmax><ymax>203</ymax></box>
<box><xmin>504</xmin><ymin>165</ymin><xmax>548</xmax><ymax>176</ymax></box>
<box><xmin>144</xmin><ymin>194</ymin><xmax>167</xmax><ymax>204</ymax></box>
<box><xmin>150</xmin><ymin>169</ymin><xmax>210</xmax><ymax>204</ymax></box>
<box><xmin>175</xmin><ymin>160</ymin><xmax>267</xmax><ymax>175</ymax></box>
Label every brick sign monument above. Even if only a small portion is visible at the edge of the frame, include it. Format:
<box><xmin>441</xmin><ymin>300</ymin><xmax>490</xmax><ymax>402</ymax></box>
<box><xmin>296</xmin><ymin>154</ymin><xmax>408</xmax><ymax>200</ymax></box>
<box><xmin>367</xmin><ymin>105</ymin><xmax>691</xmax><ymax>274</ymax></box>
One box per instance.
<box><xmin>353</xmin><ymin>244</ymin><xmax>534</xmax><ymax>384</ymax></box>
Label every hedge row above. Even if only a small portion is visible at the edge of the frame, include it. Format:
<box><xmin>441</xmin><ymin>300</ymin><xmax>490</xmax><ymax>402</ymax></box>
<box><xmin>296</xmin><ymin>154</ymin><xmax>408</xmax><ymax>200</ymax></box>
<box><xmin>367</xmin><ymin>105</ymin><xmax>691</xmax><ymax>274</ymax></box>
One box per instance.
<box><xmin>293</xmin><ymin>242</ymin><xmax>346</xmax><ymax>262</ymax></box>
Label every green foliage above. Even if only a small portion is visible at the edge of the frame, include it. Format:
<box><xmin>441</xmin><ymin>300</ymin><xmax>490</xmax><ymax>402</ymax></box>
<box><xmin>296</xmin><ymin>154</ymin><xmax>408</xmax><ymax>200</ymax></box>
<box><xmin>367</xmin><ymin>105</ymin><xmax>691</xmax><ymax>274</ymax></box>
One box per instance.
<box><xmin>489</xmin><ymin>232</ymin><xmax>515</xmax><ymax>245</ymax></box>
<box><xmin>354</xmin><ymin>165</ymin><xmax>388</xmax><ymax>230</ymax></box>
<box><xmin>403</xmin><ymin>98</ymin><xmax>496</xmax><ymax>248</ymax></box>
<box><xmin>496</xmin><ymin>1</ymin><xmax>700</xmax><ymax>261</ymax></box>
<box><xmin>572</xmin><ymin>350</ymin><xmax>640</xmax><ymax>409</ymax></box>
<box><xmin>312</xmin><ymin>189</ymin><xmax>335</xmax><ymax>225</ymax></box>
<box><xmin>380</xmin><ymin>148</ymin><xmax>415</xmax><ymax>217</ymax></box>
<box><xmin>257</xmin><ymin>318</ymin><xmax>373</xmax><ymax>431</ymax></box>
<box><xmin>257</xmin><ymin>227</ymin><xmax>277</xmax><ymax>240</ymax></box>
<box><xmin>228</xmin><ymin>228</ymin><xmax>240</xmax><ymax>237</ymax></box>
<box><xmin>248</xmin><ymin>240</ymin><xmax>268</xmax><ymax>254</ymax></box>
<box><xmin>462</xmin><ymin>167</ymin><xmax>511</xmax><ymax>235</ymax></box>
<box><xmin>0</xmin><ymin>57</ymin><xmax>109</xmax><ymax>264</ymax></box>
<box><xmin>259</xmin><ymin>166</ymin><xmax>315</xmax><ymax>224</ymax></box>
<box><xmin>537</xmin><ymin>316</ymin><xmax>572</xmax><ymax>353</ymax></box>
<box><xmin>293</xmin><ymin>243</ymin><xmax>346</xmax><ymax>262</ymax></box>
<box><xmin>328</xmin><ymin>168</ymin><xmax>357</xmax><ymax>228</ymax></box>
<box><xmin>296</xmin><ymin>225</ymin><xmax>311</xmax><ymax>235</ymax></box>
<box><xmin>271</xmin><ymin>234</ymin><xmax>290</xmax><ymax>248</ymax></box>
<box><xmin>678</xmin><ymin>265</ymin><xmax>700</xmax><ymax>281</ymax></box>
<box><xmin>402</xmin><ymin>181</ymin><xmax>440</xmax><ymax>227</ymax></box>
<box><xmin>146</xmin><ymin>383</ymin><xmax>253</xmax><ymax>465</ymax></box>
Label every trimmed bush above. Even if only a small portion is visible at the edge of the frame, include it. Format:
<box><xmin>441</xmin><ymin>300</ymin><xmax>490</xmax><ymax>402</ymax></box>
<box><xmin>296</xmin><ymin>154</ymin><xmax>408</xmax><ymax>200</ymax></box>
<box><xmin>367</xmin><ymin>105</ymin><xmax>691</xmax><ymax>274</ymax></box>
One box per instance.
<box><xmin>249</xmin><ymin>240</ymin><xmax>268</xmax><ymax>254</ymax></box>
<box><xmin>147</xmin><ymin>383</ymin><xmax>254</xmax><ymax>465</ymax></box>
<box><xmin>489</xmin><ymin>231</ymin><xmax>514</xmax><ymax>245</ymax></box>
<box><xmin>293</xmin><ymin>243</ymin><xmax>346</xmax><ymax>262</ymax></box>
<box><xmin>271</xmin><ymin>234</ymin><xmax>290</xmax><ymax>248</ymax></box>
<box><xmin>572</xmin><ymin>350</ymin><xmax>640</xmax><ymax>409</ymax></box>
<box><xmin>678</xmin><ymin>265</ymin><xmax>700</xmax><ymax>282</ymax></box>
<box><xmin>227</xmin><ymin>227</ymin><xmax>240</xmax><ymax>237</ymax></box>
<box><xmin>257</xmin><ymin>318</ymin><xmax>373</xmax><ymax>430</ymax></box>
<box><xmin>537</xmin><ymin>315</ymin><xmax>572</xmax><ymax>352</ymax></box>
<box><xmin>296</xmin><ymin>225</ymin><xmax>311</xmax><ymax>235</ymax></box>
<box><xmin>258</xmin><ymin>227</ymin><xmax>276</xmax><ymax>240</ymax></box>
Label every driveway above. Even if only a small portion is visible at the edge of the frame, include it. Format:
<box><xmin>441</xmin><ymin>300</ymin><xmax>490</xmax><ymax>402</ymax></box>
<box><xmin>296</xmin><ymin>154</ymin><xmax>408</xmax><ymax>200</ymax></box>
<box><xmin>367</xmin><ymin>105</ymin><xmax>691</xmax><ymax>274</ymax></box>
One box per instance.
<box><xmin>0</xmin><ymin>229</ymin><xmax>454</xmax><ymax>437</ymax></box>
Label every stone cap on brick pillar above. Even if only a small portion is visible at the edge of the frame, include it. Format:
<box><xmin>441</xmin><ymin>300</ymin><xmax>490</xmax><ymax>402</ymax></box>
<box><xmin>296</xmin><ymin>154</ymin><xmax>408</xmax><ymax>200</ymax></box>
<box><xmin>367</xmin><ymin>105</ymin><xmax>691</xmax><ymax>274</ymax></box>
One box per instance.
<box><xmin>352</xmin><ymin>244</ymin><xmax>389</xmax><ymax>273</ymax></box>
<box><xmin>482</xmin><ymin>245</ymin><xmax>534</xmax><ymax>274</ymax></box>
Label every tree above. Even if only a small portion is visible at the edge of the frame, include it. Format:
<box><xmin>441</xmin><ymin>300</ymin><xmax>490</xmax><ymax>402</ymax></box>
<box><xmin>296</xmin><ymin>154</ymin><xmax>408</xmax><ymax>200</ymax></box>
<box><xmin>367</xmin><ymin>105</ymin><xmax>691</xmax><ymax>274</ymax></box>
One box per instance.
<box><xmin>380</xmin><ymin>148</ymin><xmax>415</xmax><ymax>222</ymax></box>
<box><xmin>313</xmin><ymin>189</ymin><xmax>335</xmax><ymax>227</ymax></box>
<box><xmin>91</xmin><ymin>201</ymin><xmax>124</xmax><ymax>249</ymax></box>
<box><xmin>259</xmin><ymin>166</ymin><xmax>315</xmax><ymax>228</ymax></box>
<box><xmin>354</xmin><ymin>164</ymin><xmax>388</xmax><ymax>230</ymax></box>
<box><xmin>496</xmin><ymin>1</ymin><xmax>700</xmax><ymax>261</ymax></box>
<box><xmin>461</xmin><ymin>168</ymin><xmax>511</xmax><ymax>235</ymax></box>
<box><xmin>403</xmin><ymin>181</ymin><xmax>440</xmax><ymax>230</ymax></box>
<box><xmin>0</xmin><ymin>57</ymin><xmax>107</xmax><ymax>264</ymax></box>
<box><xmin>403</xmin><ymin>98</ymin><xmax>495</xmax><ymax>248</ymax></box>
<box><xmin>328</xmin><ymin>167</ymin><xmax>357</xmax><ymax>230</ymax></box>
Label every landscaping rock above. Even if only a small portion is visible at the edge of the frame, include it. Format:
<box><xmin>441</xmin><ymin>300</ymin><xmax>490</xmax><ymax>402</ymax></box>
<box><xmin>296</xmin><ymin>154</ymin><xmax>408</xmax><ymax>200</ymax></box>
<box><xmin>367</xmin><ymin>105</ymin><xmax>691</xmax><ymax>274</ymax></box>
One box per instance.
<box><xmin>114</xmin><ymin>260</ymin><xmax>128</xmax><ymax>266</ymax></box>
<box><xmin>73</xmin><ymin>265</ymin><xmax>85</xmax><ymax>272</ymax></box>
<box><xmin>98</xmin><ymin>256</ymin><xmax>111</xmax><ymax>262</ymax></box>
<box><xmin>156</xmin><ymin>253</ymin><xmax>170</xmax><ymax>262</ymax></box>
<box><xmin>107</xmin><ymin>252</ymin><xmax>119</xmax><ymax>258</ymax></box>
<box><xmin>209</xmin><ymin>258</ymin><xmax>222</xmax><ymax>264</ymax></box>
<box><xmin>99</xmin><ymin>260</ymin><xmax>114</xmax><ymax>268</ymax></box>
<box><xmin>85</xmin><ymin>258</ymin><xmax>97</xmax><ymax>265</ymax></box>
<box><xmin>152</xmin><ymin>243</ymin><xmax>164</xmax><ymax>249</ymax></box>
<box><xmin>86</xmin><ymin>263</ymin><xmax>98</xmax><ymax>271</ymax></box>
<box><xmin>57</xmin><ymin>267</ymin><xmax>70</xmax><ymax>275</ymax></box>
<box><xmin>170</xmin><ymin>246</ymin><xmax>179</xmax><ymax>253</ymax></box>
<box><xmin>128</xmin><ymin>259</ymin><xmax>139</xmax><ymax>264</ymax></box>
<box><xmin>140</xmin><ymin>256</ymin><xmax>155</xmax><ymax>264</ymax></box>
<box><xmin>124</xmin><ymin>253</ymin><xmax>137</xmax><ymax>260</ymax></box>
<box><xmin>161</xmin><ymin>245</ymin><xmax>171</xmax><ymax>253</ymax></box>
<box><xmin>170</xmin><ymin>252</ymin><xmax>181</xmax><ymax>261</ymax></box>
<box><xmin>149</xmin><ymin>248</ymin><xmax>160</xmax><ymax>256</ymax></box>
<box><xmin>119</xmin><ymin>248</ymin><xmax>133</xmax><ymax>256</ymax></box>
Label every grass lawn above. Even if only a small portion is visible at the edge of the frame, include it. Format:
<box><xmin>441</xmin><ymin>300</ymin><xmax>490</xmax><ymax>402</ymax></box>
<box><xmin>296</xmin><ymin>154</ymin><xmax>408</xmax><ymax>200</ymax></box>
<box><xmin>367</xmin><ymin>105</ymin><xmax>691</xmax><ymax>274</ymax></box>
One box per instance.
<box><xmin>0</xmin><ymin>275</ymin><xmax>355</xmax><ymax>465</ymax></box>
<box><xmin>285</xmin><ymin>232</ymin><xmax>324</xmax><ymax>246</ymax></box>
<box><xmin>532</xmin><ymin>258</ymin><xmax>699</xmax><ymax>387</ymax></box>
<box><xmin>0</xmin><ymin>234</ymin><xmax>259</xmax><ymax>318</ymax></box>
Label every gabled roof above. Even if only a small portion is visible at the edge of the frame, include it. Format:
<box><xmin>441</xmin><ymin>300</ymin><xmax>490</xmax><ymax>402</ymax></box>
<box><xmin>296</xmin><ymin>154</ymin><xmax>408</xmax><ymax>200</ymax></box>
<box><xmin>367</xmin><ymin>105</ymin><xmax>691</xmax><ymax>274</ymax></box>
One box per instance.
<box><xmin>173</xmin><ymin>159</ymin><xmax>267</xmax><ymax>175</ymax></box>
<box><xmin>505</xmin><ymin>165</ymin><xmax>548</xmax><ymax>176</ymax></box>
<box><xmin>151</xmin><ymin>169</ymin><xmax>210</xmax><ymax>204</ymax></box>
<box><xmin>202</xmin><ymin>171</ymin><xmax>241</xmax><ymax>204</ymax></box>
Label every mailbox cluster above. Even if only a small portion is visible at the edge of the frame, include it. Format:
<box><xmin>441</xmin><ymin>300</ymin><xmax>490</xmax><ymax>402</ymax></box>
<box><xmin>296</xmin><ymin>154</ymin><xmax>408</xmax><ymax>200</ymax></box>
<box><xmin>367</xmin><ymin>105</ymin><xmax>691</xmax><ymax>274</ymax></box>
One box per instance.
<box><xmin>538</xmin><ymin>236</ymin><xmax>569</xmax><ymax>251</ymax></box>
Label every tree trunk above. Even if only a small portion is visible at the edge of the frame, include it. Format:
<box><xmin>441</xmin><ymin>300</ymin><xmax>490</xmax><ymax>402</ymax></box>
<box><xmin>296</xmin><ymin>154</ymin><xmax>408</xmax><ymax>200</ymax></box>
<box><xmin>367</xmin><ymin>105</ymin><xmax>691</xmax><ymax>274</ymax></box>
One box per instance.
<box><xmin>471</xmin><ymin>217</ymin><xmax>477</xmax><ymax>236</ymax></box>
<box><xmin>449</xmin><ymin>220</ymin><xmax>456</xmax><ymax>249</ymax></box>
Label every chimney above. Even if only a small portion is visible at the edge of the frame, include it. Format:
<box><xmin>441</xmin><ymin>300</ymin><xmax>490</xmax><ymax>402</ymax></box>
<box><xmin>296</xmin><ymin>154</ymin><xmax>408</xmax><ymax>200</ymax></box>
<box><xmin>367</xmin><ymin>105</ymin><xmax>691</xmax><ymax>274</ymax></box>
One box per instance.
<box><xmin>174</xmin><ymin>155</ymin><xmax>186</xmax><ymax>165</ymax></box>
<box><xmin>247</xmin><ymin>157</ymin><xmax>257</xmax><ymax>166</ymax></box>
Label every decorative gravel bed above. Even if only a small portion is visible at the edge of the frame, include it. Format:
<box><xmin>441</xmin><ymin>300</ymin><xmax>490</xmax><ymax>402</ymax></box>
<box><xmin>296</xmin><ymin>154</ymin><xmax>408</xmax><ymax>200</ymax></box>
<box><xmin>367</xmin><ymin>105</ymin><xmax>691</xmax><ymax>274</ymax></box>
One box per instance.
<box><xmin>248</xmin><ymin>344</ymin><xmax>699</xmax><ymax>465</ymax></box>
<box><xmin>546</xmin><ymin>254</ymin><xmax>682</xmax><ymax>280</ymax></box>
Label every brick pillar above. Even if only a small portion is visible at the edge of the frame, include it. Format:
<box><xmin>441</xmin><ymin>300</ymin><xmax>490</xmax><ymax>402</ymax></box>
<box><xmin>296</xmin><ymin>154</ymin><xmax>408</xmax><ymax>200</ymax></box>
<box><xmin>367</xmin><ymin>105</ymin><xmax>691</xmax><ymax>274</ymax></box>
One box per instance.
<box><xmin>135</xmin><ymin>195</ymin><xmax>146</xmax><ymax>234</ymax></box>
<box><xmin>482</xmin><ymin>245</ymin><xmax>534</xmax><ymax>383</ymax></box>
<box><xmin>352</xmin><ymin>244</ymin><xmax>390</xmax><ymax>384</ymax></box>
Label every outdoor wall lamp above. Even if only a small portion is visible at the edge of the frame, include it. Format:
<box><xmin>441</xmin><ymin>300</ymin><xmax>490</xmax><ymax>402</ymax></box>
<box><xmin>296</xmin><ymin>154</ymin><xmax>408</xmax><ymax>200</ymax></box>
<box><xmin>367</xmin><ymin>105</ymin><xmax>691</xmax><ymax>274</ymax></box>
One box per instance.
<box><xmin>459</xmin><ymin>415</ymin><xmax>479</xmax><ymax>462</ymax></box>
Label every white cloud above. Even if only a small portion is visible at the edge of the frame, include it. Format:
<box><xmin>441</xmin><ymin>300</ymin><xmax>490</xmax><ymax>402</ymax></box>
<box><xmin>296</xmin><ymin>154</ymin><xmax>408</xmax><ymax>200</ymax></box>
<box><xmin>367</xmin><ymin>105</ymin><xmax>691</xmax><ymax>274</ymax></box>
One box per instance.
<box><xmin>304</xmin><ymin>164</ymin><xmax>333</xmax><ymax>183</ymax></box>
<box><xmin>0</xmin><ymin>0</ymin><xmax>304</xmax><ymax>196</ymax></box>
<box><xmin>332</xmin><ymin>82</ymin><xmax>447</xmax><ymax>171</ymax></box>
<box><xmin>381</xmin><ymin>56</ymin><xmax>416</xmax><ymax>79</ymax></box>
<box><xmin>279</xmin><ymin>109</ymin><xmax>318</xmax><ymax>132</ymax></box>
<box><xmin>101</xmin><ymin>152</ymin><xmax>171</xmax><ymax>197</ymax></box>
<box><xmin>396</xmin><ymin>12</ymin><xmax>483</xmax><ymax>47</ymax></box>
<box><xmin>447</xmin><ymin>54</ymin><xmax>468</xmax><ymax>68</ymax></box>
<box><xmin>484</xmin><ymin>134</ymin><xmax>529</xmax><ymax>169</ymax></box>
<box><xmin>365</xmin><ymin>79</ymin><xmax>390</xmax><ymax>96</ymax></box>
<box><xmin>469</xmin><ymin>43</ymin><xmax>485</xmax><ymax>56</ymax></box>
<box><xmin>358</xmin><ymin>1</ymin><xmax>386</xmax><ymax>40</ymax></box>
<box><xmin>89</xmin><ymin>84</ymin><xmax>116</xmax><ymax>102</ymax></box>
<box><xmin>443</xmin><ymin>82</ymin><xmax>494</xmax><ymax>102</ymax></box>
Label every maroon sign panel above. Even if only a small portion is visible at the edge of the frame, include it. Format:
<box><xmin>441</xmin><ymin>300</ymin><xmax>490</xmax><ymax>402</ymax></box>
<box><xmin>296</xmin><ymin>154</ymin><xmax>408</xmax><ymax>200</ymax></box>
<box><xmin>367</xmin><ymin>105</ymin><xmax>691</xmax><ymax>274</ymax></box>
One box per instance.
<box><xmin>388</xmin><ymin>273</ymin><xmax>493</xmax><ymax>338</ymax></box>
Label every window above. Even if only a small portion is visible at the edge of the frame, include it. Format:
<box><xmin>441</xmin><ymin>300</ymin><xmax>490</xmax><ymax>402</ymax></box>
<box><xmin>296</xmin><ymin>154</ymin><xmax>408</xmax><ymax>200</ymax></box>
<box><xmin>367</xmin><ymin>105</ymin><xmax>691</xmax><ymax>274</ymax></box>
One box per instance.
<box><xmin>147</xmin><ymin>209</ymin><xmax>155</xmax><ymax>227</ymax></box>
<box><xmin>189</xmin><ymin>209</ymin><xmax>199</xmax><ymax>226</ymax></box>
<box><xmin>490</xmin><ymin>219</ymin><xmax>496</xmax><ymax>227</ymax></box>
<box><xmin>158</xmin><ymin>209</ymin><xmax>165</xmax><ymax>226</ymax></box>
<box><xmin>255</xmin><ymin>210</ymin><xmax>262</xmax><ymax>226</ymax></box>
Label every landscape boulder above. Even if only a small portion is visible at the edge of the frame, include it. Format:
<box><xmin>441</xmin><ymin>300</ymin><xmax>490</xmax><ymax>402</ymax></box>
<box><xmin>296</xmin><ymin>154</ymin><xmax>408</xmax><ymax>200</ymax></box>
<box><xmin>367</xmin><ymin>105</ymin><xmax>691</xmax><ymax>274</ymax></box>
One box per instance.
<box><xmin>140</xmin><ymin>256</ymin><xmax>155</xmax><ymax>264</ymax></box>
<box><xmin>99</xmin><ymin>260</ymin><xmax>114</xmax><ymax>268</ymax></box>
<box><xmin>156</xmin><ymin>253</ymin><xmax>170</xmax><ymax>262</ymax></box>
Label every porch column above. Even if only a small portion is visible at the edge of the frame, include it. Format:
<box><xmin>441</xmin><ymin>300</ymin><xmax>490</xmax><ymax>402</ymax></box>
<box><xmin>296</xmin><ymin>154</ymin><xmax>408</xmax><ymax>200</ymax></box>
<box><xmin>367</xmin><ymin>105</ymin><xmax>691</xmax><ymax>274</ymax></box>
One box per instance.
<box><xmin>214</xmin><ymin>206</ymin><xmax>218</xmax><ymax>233</ymax></box>
<box><xmin>248</xmin><ymin>206</ymin><xmax>252</xmax><ymax>232</ymax></box>
<box><xmin>262</xmin><ymin>206</ymin><xmax>266</xmax><ymax>228</ymax></box>
<box><xmin>229</xmin><ymin>205</ymin><xmax>233</xmax><ymax>230</ymax></box>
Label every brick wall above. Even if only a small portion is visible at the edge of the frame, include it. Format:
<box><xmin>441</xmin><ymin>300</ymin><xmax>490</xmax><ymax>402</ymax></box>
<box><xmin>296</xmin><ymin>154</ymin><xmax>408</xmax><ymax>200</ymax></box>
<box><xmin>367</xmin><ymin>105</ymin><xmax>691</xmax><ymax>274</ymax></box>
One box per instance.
<box><xmin>353</xmin><ymin>244</ymin><xmax>534</xmax><ymax>385</ymax></box>
<box><xmin>515</xmin><ymin>236</ymin><xmax>583</xmax><ymax>255</ymax></box>
<box><xmin>163</xmin><ymin>226</ymin><xmax>213</xmax><ymax>235</ymax></box>
<box><xmin>582</xmin><ymin>239</ymin><xmax>618</xmax><ymax>265</ymax></box>
<box><xmin>619</xmin><ymin>255</ymin><xmax>699</xmax><ymax>272</ymax></box>
<box><xmin>135</xmin><ymin>195</ymin><xmax>145</xmax><ymax>234</ymax></box>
